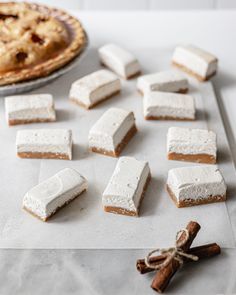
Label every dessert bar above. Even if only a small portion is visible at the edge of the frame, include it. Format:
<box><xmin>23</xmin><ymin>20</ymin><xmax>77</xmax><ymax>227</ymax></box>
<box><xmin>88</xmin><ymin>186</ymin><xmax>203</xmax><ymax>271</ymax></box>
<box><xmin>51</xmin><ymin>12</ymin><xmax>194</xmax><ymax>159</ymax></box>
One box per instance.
<box><xmin>137</xmin><ymin>70</ymin><xmax>188</xmax><ymax>94</ymax></box>
<box><xmin>89</xmin><ymin>107</ymin><xmax>137</xmax><ymax>157</ymax></box>
<box><xmin>167</xmin><ymin>166</ymin><xmax>226</xmax><ymax>207</ymax></box>
<box><xmin>167</xmin><ymin>127</ymin><xmax>217</xmax><ymax>164</ymax></box>
<box><xmin>69</xmin><ymin>69</ymin><xmax>121</xmax><ymax>109</ymax></box>
<box><xmin>172</xmin><ymin>44</ymin><xmax>218</xmax><ymax>81</ymax></box>
<box><xmin>99</xmin><ymin>43</ymin><xmax>140</xmax><ymax>79</ymax></box>
<box><xmin>143</xmin><ymin>91</ymin><xmax>195</xmax><ymax>120</ymax></box>
<box><xmin>16</xmin><ymin>129</ymin><xmax>72</xmax><ymax>160</ymax></box>
<box><xmin>5</xmin><ymin>94</ymin><xmax>56</xmax><ymax>125</ymax></box>
<box><xmin>23</xmin><ymin>168</ymin><xmax>88</xmax><ymax>221</ymax></box>
<box><xmin>103</xmin><ymin>156</ymin><xmax>151</xmax><ymax>216</ymax></box>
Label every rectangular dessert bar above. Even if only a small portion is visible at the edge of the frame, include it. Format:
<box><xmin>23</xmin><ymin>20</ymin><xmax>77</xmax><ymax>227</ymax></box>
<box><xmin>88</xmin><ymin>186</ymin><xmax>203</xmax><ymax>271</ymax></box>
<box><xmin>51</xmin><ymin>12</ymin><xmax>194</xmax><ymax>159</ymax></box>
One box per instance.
<box><xmin>5</xmin><ymin>94</ymin><xmax>56</xmax><ymax>126</ymax></box>
<box><xmin>16</xmin><ymin>129</ymin><xmax>72</xmax><ymax>160</ymax></box>
<box><xmin>143</xmin><ymin>91</ymin><xmax>195</xmax><ymax>120</ymax></box>
<box><xmin>23</xmin><ymin>168</ymin><xmax>88</xmax><ymax>221</ymax></box>
<box><xmin>98</xmin><ymin>43</ymin><xmax>140</xmax><ymax>79</ymax></box>
<box><xmin>137</xmin><ymin>70</ymin><xmax>188</xmax><ymax>94</ymax></box>
<box><xmin>88</xmin><ymin>107</ymin><xmax>137</xmax><ymax>157</ymax></box>
<box><xmin>167</xmin><ymin>127</ymin><xmax>217</xmax><ymax>164</ymax></box>
<box><xmin>172</xmin><ymin>44</ymin><xmax>218</xmax><ymax>81</ymax></box>
<box><xmin>103</xmin><ymin>156</ymin><xmax>151</xmax><ymax>216</ymax></box>
<box><xmin>167</xmin><ymin>166</ymin><xmax>226</xmax><ymax>208</ymax></box>
<box><xmin>69</xmin><ymin>69</ymin><xmax>121</xmax><ymax>109</ymax></box>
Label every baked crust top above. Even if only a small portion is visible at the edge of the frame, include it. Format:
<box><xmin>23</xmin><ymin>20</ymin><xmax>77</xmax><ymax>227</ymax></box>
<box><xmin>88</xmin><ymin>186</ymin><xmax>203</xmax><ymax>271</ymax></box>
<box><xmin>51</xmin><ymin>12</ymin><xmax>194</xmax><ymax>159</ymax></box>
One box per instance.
<box><xmin>0</xmin><ymin>2</ymin><xmax>86</xmax><ymax>85</ymax></box>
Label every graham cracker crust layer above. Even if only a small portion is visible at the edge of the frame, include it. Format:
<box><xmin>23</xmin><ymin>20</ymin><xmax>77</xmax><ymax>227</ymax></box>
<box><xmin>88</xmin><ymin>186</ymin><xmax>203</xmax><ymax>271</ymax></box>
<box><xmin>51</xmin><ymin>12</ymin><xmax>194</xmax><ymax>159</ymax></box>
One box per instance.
<box><xmin>168</xmin><ymin>152</ymin><xmax>216</xmax><ymax>164</ymax></box>
<box><xmin>23</xmin><ymin>189</ymin><xmax>86</xmax><ymax>221</ymax></box>
<box><xmin>9</xmin><ymin>118</ymin><xmax>56</xmax><ymax>126</ymax></box>
<box><xmin>177</xmin><ymin>88</ymin><xmax>188</xmax><ymax>94</ymax></box>
<box><xmin>145</xmin><ymin>115</ymin><xmax>195</xmax><ymax>121</ymax></box>
<box><xmin>172</xmin><ymin>61</ymin><xmax>217</xmax><ymax>82</ymax></box>
<box><xmin>90</xmin><ymin>124</ymin><xmax>137</xmax><ymax>157</ymax></box>
<box><xmin>104</xmin><ymin>206</ymin><xmax>138</xmax><ymax>216</ymax></box>
<box><xmin>104</xmin><ymin>172</ymin><xmax>151</xmax><ymax>217</ymax></box>
<box><xmin>18</xmin><ymin>151</ymin><xmax>71</xmax><ymax>160</ymax></box>
<box><xmin>125</xmin><ymin>70</ymin><xmax>141</xmax><ymax>80</ymax></box>
<box><xmin>138</xmin><ymin>88</ymin><xmax>188</xmax><ymax>96</ymax></box>
<box><xmin>70</xmin><ymin>90</ymin><xmax>120</xmax><ymax>110</ymax></box>
<box><xmin>166</xmin><ymin>184</ymin><xmax>226</xmax><ymax>208</ymax></box>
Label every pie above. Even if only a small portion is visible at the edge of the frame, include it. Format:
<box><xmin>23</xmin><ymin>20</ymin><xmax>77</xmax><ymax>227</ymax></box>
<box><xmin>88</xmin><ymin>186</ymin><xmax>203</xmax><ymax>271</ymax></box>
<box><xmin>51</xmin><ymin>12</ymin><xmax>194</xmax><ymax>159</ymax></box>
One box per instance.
<box><xmin>0</xmin><ymin>2</ymin><xmax>87</xmax><ymax>86</ymax></box>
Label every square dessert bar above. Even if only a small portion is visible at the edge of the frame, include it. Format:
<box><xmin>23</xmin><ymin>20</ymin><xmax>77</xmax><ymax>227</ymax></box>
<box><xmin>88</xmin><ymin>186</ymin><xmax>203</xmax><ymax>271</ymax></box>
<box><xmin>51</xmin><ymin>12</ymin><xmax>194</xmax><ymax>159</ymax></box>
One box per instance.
<box><xmin>143</xmin><ymin>91</ymin><xmax>195</xmax><ymax>120</ymax></box>
<box><xmin>89</xmin><ymin>107</ymin><xmax>137</xmax><ymax>157</ymax></box>
<box><xmin>98</xmin><ymin>43</ymin><xmax>140</xmax><ymax>79</ymax></box>
<box><xmin>167</xmin><ymin>127</ymin><xmax>217</xmax><ymax>164</ymax></box>
<box><xmin>16</xmin><ymin>129</ymin><xmax>72</xmax><ymax>160</ymax></box>
<box><xmin>172</xmin><ymin>44</ymin><xmax>218</xmax><ymax>81</ymax></box>
<box><xmin>23</xmin><ymin>168</ymin><xmax>88</xmax><ymax>221</ymax></box>
<box><xmin>103</xmin><ymin>157</ymin><xmax>151</xmax><ymax>216</ymax></box>
<box><xmin>167</xmin><ymin>166</ymin><xmax>226</xmax><ymax>208</ymax></box>
<box><xmin>5</xmin><ymin>94</ymin><xmax>56</xmax><ymax>126</ymax></box>
<box><xmin>69</xmin><ymin>69</ymin><xmax>121</xmax><ymax>109</ymax></box>
<box><xmin>137</xmin><ymin>70</ymin><xmax>188</xmax><ymax>94</ymax></box>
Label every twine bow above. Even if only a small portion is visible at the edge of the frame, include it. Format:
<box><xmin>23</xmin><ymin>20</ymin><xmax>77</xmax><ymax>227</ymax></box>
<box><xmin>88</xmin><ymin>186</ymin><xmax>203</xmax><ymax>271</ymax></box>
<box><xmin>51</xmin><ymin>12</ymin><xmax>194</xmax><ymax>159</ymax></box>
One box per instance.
<box><xmin>144</xmin><ymin>229</ymin><xmax>199</xmax><ymax>270</ymax></box>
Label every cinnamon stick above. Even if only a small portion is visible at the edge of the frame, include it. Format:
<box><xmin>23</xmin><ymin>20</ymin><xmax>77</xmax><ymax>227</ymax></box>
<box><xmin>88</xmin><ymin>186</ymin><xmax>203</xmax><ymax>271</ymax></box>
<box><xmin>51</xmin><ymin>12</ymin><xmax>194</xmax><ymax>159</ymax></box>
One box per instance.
<box><xmin>136</xmin><ymin>243</ymin><xmax>221</xmax><ymax>274</ymax></box>
<box><xmin>151</xmin><ymin>221</ymin><xmax>201</xmax><ymax>293</ymax></box>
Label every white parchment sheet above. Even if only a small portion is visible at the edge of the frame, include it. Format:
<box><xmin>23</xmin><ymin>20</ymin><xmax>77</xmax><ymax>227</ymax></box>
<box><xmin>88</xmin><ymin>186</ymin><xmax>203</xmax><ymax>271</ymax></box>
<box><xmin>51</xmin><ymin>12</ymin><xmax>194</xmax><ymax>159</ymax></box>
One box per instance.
<box><xmin>0</xmin><ymin>48</ymin><xmax>235</xmax><ymax>249</ymax></box>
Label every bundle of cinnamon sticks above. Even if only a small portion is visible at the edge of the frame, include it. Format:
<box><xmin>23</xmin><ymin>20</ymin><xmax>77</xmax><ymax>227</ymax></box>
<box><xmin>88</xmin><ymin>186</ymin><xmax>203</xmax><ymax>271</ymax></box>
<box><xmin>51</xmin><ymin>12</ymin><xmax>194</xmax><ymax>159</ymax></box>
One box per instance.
<box><xmin>136</xmin><ymin>221</ymin><xmax>221</xmax><ymax>293</ymax></box>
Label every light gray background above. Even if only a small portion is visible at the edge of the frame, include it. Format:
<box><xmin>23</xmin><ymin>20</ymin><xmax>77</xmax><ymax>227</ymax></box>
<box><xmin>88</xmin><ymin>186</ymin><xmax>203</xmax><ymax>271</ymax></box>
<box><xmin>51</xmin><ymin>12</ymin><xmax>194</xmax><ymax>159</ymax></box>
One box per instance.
<box><xmin>1</xmin><ymin>0</ymin><xmax>236</xmax><ymax>10</ymax></box>
<box><xmin>1</xmin><ymin>5</ymin><xmax>236</xmax><ymax>295</ymax></box>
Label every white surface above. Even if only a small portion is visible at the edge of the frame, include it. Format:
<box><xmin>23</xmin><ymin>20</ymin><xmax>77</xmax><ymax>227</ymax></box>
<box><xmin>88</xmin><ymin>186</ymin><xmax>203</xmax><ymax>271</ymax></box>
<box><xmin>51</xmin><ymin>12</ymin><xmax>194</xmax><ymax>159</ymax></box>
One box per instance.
<box><xmin>2</xmin><ymin>247</ymin><xmax>235</xmax><ymax>295</ymax></box>
<box><xmin>6</xmin><ymin>0</ymin><xmax>236</xmax><ymax>10</ymax></box>
<box><xmin>0</xmin><ymin>47</ymin><xmax>235</xmax><ymax>249</ymax></box>
<box><xmin>167</xmin><ymin>165</ymin><xmax>226</xmax><ymax>202</ymax></box>
<box><xmin>23</xmin><ymin>168</ymin><xmax>88</xmax><ymax>220</ymax></box>
<box><xmin>167</xmin><ymin>127</ymin><xmax>216</xmax><ymax>156</ymax></box>
<box><xmin>149</xmin><ymin>0</ymin><xmax>215</xmax><ymax>10</ymax></box>
<box><xmin>89</xmin><ymin>107</ymin><xmax>135</xmax><ymax>152</ymax></box>
<box><xmin>103</xmin><ymin>156</ymin><xmax>150</xmax><ymax>213</ymax></box>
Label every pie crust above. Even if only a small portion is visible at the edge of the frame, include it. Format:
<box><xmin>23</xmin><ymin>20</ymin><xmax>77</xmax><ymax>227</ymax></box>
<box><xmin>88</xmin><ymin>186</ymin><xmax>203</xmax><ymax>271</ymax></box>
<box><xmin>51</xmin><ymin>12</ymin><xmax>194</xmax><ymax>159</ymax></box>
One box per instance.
<box><xmin>0</xmin><ymin>2</ymin><xmax>87</xmax><ymax>85</ymax></box>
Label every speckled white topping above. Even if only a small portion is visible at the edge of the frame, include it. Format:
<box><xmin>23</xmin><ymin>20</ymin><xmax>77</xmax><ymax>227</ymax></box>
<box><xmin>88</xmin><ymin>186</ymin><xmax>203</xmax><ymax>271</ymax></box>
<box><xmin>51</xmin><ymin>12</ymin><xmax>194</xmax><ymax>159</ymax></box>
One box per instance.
<box><xmin>98</xmin><ymin>43</ymin><xmax>140</xmax><ymax>79</ymax></box>
<box><xmin>89</xmin><ymin>107</ymin><xmax>135</xmax><ymax>152</ymax></box>
<box><xmin>16</xmin><ymin>129</ymin><xmax>72</xmax><ymax>159</ymax></box>
<box><xmin>167</xmin><ymin>127</ymin><xmax>217</xmax><ymax>156</ymax></box>
<box><xmin>103</xmin><ymin>157</ymin><xmax>150</xmax><ymax>213</ymax></box>
<box><xmin>137</xmin><ymin>70</ymin><xmax>188</xmax><ymax>94</ymax></box>
<box><xmin>143</xmin><ymin>91</ymin><xmax>195</xmax><ymax>119</ymax></box>
<box><xmin>172</xmin><ymin>44</ymin><xmax>218</xmax><ymax>79</ymax></box>
<box><xmin>167</xmin><ymin>165</ymin><xmax>226</xmax><ymax>202</ymax></box>
<box><xmin>23</xmin><ymin>168</ymin><xmax>88</xmax><ymax>220</ymax></box>
<box><xmin>69</xmin><ymin>69</ymin><xmax>121</xmax><ymax>108</ymax></box>
<box><xmin>5</xmin><ymin>94</ymin><xmax>56</xmax><ymax>122</ymax></box>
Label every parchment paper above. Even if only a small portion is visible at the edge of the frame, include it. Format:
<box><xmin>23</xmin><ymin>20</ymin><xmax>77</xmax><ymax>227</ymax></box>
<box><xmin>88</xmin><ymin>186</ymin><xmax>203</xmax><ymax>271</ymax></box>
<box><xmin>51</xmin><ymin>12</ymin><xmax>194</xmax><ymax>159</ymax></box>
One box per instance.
<box><xmin>0</xmin><ymin>47</ymin><xmax>235</xmax><ymax>249</ymax></box>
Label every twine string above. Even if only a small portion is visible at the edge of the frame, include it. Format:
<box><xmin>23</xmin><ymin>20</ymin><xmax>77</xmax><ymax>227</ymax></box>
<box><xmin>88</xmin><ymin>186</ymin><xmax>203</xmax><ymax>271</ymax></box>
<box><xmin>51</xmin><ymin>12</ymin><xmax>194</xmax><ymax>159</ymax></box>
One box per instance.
<box><xmin>144</xmin><ymin>229</ymin><xmax>199</xmax><ymax>270</ymax></box>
